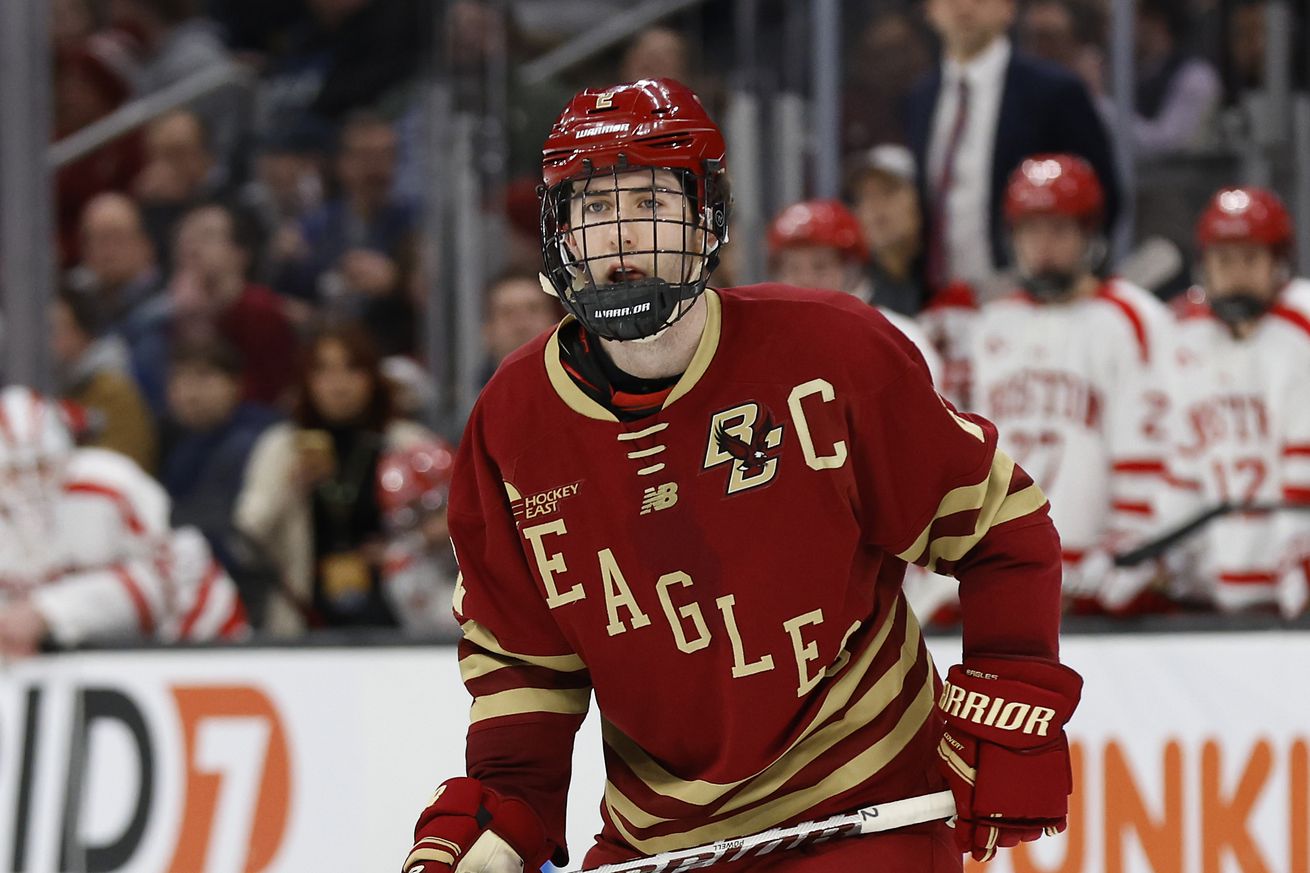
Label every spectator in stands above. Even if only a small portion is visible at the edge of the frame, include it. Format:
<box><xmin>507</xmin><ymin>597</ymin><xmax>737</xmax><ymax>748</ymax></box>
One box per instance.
<box><xmin>1120</xmin><ymin>0</ymin><xmax>1221</xmax><ymax>157</ymax></box>
<box><xmin>906</xmin><ymin>0</ymin><xmax>1120</xmax><ymax>300</ymax></box>
<box><xmin>50</xmin><ymin>288</ymin><xmax>158</xmax><ymax>472</ymax></box>
<box><xmin>276</xmin><ymin>112</ymin><xmax>417</xmax><ymax>353</ymax></box>
<box><xmin>847</xmin><ymin>144</ymin><xmax>927</xmax><ymax>316</ymax></box>
<box><xmin>133</xmin><ymin>109</ymin><xmax>232</xmax><ymax>264</ymax></box>
<box><xmin>160</xmin><ymin>337</ymin><xmax>280</xmax><ymax>567</ymax></box>
<box><xmin>53</xmin><ymin>41</ymin><xmax>144</xmax><ymax>264</ymax></box>
<box><xmin>1223</xmin><ymin>0</ymin><xmax>1306</xmax><ymax>99</ymax></box>
<box><xmin>131</xmin><ymin>202</ymin><xmax>298</xmax><ymax>414</ymax></box>
<box><xmin>240</xmin><ymin>126</ymin><xmax>325</xmax><ymax>301</ymax></box>
<box><xmin>235</xmin><ymin>323</ymin><xmax>433</xmax><ymax>636</ymax></box>
<box><xmin>848</xmin><ymin>144</ymin><xmax>980</xmax><ymax>410</ymax></box>
<box><xmin>1018</xmin><ymin>0</ymin><xmax>1106</xmax><ymax>93</ymax></box>
<box><xmin>109</xmin><ymin>0</ymin><xmax>245</xmax><ymax>165</ymax></box>
<box><xmin>444</xmin><ymin>0</ymin><xmax>574</xmax><ymax>176</ymax></box>
<box><xmin>254</xmin><ymin>0</ymin><xmax>428</xmax><ymax>140</ymax></box>
<box><xmin>619</xmin><ymin>26</ymin><xmax>692</xmax><ymax>84</ymax></box>
<box><xmin>69</xmin><ymin>193</ymin><xmax>163</xmax><ymax>338</ymax></box>
<box><xmin>480</xmin><ymin>271</ymin><xmax>563</xmax><ymax>383</ymax></box>
<box><xmin>843</xmin><ymin>9</ymin><xmax>933</xmax><ymax>150</ymax></box>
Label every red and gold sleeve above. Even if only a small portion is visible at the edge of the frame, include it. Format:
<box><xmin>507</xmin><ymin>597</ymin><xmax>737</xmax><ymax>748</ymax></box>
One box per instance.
<box><xmin>447</xmin><ymin>405</ymin><xmax>591</xmax><ymax>860</ymax></box>
<box><xmin>850</xmin><ymin>328</ymin><xmax>1064</xmax><ymax>659</ymax></box>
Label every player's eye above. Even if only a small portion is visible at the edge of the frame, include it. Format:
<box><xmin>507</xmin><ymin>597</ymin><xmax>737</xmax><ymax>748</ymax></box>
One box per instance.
<box><xmin>582</xmin><ymin>200</ymin><xmax>610</xmax><ymax>217</ymax></box>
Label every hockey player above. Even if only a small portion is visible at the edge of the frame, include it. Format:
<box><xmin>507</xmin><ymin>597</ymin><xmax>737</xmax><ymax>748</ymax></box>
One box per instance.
<box><xmin>377</xmin><ymin>438</ymin><xmax>462</xmax><ymax>633</ymax></box>
<box><xmin>0</xmin><ymin>386</ymin><xmax>245</xmax><ymax>655</ymax></box>
<box><xmin>1166</xmin><ymin>187</ymin><xmax>1310</xmax><ymax>615</ymax></box>
<box><xmin>767</xmin><ymin>199</ymin><xmax>944</xmax><ymax>383</ymax></box>
<box><xmin>969</xmin><ymin>154</ymin><xmax>1177</xmax><ymax>612</ymax></box>
<box><xmin>402</xmin><ymin>79</ymin><xmax>1081</xmax><ymax>872</ymax></box>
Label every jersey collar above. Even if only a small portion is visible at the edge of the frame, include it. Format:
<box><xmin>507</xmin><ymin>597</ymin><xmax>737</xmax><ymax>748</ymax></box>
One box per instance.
<box><xmin>545</xmin><ymin>289</ymin><xmax>722</xmax><ymax>422</ymax></box>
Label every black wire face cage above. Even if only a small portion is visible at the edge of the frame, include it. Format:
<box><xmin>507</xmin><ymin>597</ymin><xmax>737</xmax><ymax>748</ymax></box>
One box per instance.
<box><xmin>541</xmin><ymin>160</ymin><xmax>730</xmax><ymax>341</ymax></box>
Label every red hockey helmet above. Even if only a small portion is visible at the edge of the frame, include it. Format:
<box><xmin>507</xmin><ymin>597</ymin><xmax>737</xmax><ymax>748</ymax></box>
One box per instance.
<box><xmin>767</xmin><ymin>200</ymin><xmax>870</xmax><ymax>264</ymax></box>
<box><xmin>377</xmin><ymin>438</ymin><xmax>456</xmax><ymax>530</ymax></box>
<box><xmin>1003</xmin><ymin>154</ymin><xmax>1105</xmax><ymax>229</ymax></box>
<box><xmin>539</xmin><ymin>78</ymin><xmax>730</xmax><ymax>341</ymax></box>
<box><xmin>1195</xmin><ymin>186</ymin><xmax>1294</xmax><ymax>257</ymax></box>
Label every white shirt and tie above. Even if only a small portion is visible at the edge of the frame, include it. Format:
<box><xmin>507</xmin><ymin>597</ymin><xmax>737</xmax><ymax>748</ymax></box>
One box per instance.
<box><xmin>927</xmin><ymin>36</ymin><xmax>1012</xmax><ymax>289</ymax></box>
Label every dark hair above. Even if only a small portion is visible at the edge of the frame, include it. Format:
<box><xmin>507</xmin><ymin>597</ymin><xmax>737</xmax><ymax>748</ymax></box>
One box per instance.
<box><xmin>177</xmin><ymin>200</ymin><xmax>261</xmax><ymax>274</ymax></box>
<box><xmin>128</xmin><ymin>0</ymin><xmax>200</xmax><ymax>26</ymax></box>
<box><xmin>335</xmin><ymin>110</ymin><xmax>396</xmax><ymax>154</ymax></box>
<box><xmin>169</xmin><ymin>336</ymin><xmax>244</xmax><ymax>377</ymax></box>
<box><xmin>56</xmin><ymin>287</ymin><xmax>108</xmax><ymax>339</ymax></box>
<box><xmin>483</xmin><ymin>268</ymin><xmax>553</xmax><ymax>316</ymax></box>
<box><xmin>293</xmin><ymin>322</ymin><xmax>394</xmax><ymax>431</ymax></box>
<box><xmin>1139</xmin><ymin>0</ymin><xmax>1189</xmax><ymax>40</ymax></box>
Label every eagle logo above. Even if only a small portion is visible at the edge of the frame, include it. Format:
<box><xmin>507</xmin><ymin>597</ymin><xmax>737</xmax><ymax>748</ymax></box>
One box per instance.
<box><xmin>715</xmin><ymin>411</ymin><xmax>783</xmax><ymax>475</ymax></box>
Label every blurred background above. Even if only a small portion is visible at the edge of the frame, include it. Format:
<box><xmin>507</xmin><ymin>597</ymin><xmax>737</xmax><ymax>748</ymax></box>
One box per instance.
<box><xmin>1</xmin><ymin>2</ymin><xmax>1309</xmax><ymax>870</ymax></box>
<box><xmin>7</xmin><ymin>0</ymin><xmax>1310</xmax><ymax>432</ymax></box>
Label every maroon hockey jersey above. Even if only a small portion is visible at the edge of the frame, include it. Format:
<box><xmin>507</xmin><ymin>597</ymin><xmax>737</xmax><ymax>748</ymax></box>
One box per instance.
<box><xmin>448</xmin><ymin>285</ymin><xmax>1063</xmax><ymax>864</ymax></box>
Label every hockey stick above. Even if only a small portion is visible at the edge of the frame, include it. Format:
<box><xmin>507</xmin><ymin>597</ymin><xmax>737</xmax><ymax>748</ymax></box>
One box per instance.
<box><xmin>572</xmin><ymin>789</ymin><xmax>957</xmax><ymax>873</ymax></box>
<box><xmin>1114</xmin><ymin>500</ymin><xmax>1310</xmax><ymax>567</ymax></box>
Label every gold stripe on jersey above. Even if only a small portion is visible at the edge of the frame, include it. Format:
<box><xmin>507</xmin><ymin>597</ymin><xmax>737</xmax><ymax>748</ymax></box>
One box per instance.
<box><xmin>544</xmin><ymin>327</ymin><xmax>619</xmax><ymax>422</ymax></box>
<box><xmin>897</xmin><ymin>450</ymin><xmax>1048</xmax><ymax>571</ymax></box>
<box><xmin>543</xmin><ymin>292</ymin><xmax>723</xmax><ymax>420</ymax></box>
<box><xmin>460</xmin><ymin>619</ymin><xmax>588</xmax><ymax>673</ymax></box>
<box><xmin>662</xmin><ymin>290</ymin><xmax>722</xmax><ymax>407</ymax></box>
<box><xmin>603</xmin><ymin>602</ymin><xmax>928</xmax><ymax>829</ymax></box>
<box><xmin>616</xmin><ymin>422</ymin><xmax>670</xmax><ymax>440</ymax></box>
<box><xmin>470</xmin><ymin>686</ymin><xmax>591</xmax><ymax>724</ymax></box>
<box><xmin>992</xmin><ymin>483</ymin><xmax>1047</xmax><ymax>527</ymax></box>
<box><xmin>460</xmin><ymin>649</ymin><xmax>529</xmax><ymax>683</ymax></box>
<box><xmin>606</xmin><ymin>663</ymin><xmax>937</xmax><ymax>854</ymax></box>
<box><xmin>948</xmin><ymin>407</ymin><xmax>986</xmax><ymax>442</ymax></box>
<box><xmin>599</xmin><ymin>598</ymin><xmax>904</xmax><ymax>812</ymax></box>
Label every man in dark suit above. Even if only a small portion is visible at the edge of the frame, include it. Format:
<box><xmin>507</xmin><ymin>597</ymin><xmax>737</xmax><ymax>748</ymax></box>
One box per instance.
<box><xmin>906</xmin><ymin>0</ymin><xmax>1120</xmax><ymax>301</ymax></box>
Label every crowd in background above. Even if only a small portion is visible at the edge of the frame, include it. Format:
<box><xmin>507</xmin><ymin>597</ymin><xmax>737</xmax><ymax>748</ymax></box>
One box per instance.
<box><xmin>1</xmin><ymin>0</ymin><xmax>1307</xmax><ymax>654</ymax></box>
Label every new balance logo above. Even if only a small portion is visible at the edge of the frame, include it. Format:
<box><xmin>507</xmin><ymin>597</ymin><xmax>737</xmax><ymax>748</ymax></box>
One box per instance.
<box><xmin>641</xmin><ymin>483</ymin><xmax>679</xmax><ymax>515</ymax></box>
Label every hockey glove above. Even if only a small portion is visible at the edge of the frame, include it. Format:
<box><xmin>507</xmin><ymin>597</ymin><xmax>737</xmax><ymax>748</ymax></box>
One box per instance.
<box><xmin>935</xmin><ymin>655</ymin><xmax>1083</xmax><ymax>862</ymax></box>
<box><xmin>403</xmin><ymin>777</ymin><xmax>552</xmax><ymax>873</ymax></box>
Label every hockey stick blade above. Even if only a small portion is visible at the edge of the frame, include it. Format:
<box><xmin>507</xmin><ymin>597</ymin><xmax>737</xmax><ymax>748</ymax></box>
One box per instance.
<box><xmin>570</xmin><ymin>789</ymin><xmax>956</xmax><ymax>873</ymax></box>
<box><xmin>1114</xmin><ymin>500</ymin><xmax>1310</xmax><ymax>567</ymax></box>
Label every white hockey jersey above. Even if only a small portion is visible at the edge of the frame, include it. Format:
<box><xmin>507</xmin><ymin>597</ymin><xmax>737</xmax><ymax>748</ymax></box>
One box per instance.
<box><xmin>881</xmin><ymin>306</ymin><xmax>944</xmax><ymax>385</ymax></box>
<box><xmin>917</xmin><ymin>281</ymin><xmax>979</xmax><ymax>410</ymax></box>
<box><xmin>381</xmin><ymin>532</ymin><xmax>460</xmax><ymax>634</ymax></box>
<box><xmin>0</xmin><ymin>448</ymin><xmax>245</xmax><ymax>645</ymax></box>
<box><xmin>1167</xmin><ymin>296</ymin><xmax>1310</xmax><ymax>615</ymax></box>
<box><xmin>970</xmin><ymin>279</ymin><xmax>1177</xmax><ymax>578</ymax></box>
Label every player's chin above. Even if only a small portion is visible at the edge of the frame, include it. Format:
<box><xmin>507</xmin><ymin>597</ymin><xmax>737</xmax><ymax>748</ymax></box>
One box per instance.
<box><xmin>617</xmin><ymin>324</ymin><xmax>671</xmax><ymax>345</ymax></box>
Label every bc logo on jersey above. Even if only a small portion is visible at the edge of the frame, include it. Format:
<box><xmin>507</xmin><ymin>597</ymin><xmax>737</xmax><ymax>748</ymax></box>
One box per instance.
<box><xmin>704</xmin><ymin>403</ymin><xmax>785</xmax><ymax>495</ymax></box>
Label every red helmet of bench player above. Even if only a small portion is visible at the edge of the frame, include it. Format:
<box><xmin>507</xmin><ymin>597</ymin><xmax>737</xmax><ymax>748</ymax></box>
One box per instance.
<box><xmin>767</xmin><ymin>200</ymin><xmax>869</xmax><ymax>264</ymax></box>
<box><xmin>1003</xmin><ymin>154</ymin><xmax>1105</xmax><ymax>230</ymax></box>
<box><xmin>1195</xmin><ymin>186</ymin><xmax>1293</xmax><ymax>257</ymax></box>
